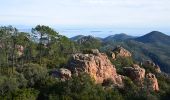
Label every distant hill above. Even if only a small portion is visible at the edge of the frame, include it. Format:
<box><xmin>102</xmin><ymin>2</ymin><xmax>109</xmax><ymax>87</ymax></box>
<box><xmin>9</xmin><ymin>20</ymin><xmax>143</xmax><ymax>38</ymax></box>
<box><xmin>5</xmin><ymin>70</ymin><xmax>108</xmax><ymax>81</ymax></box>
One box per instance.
<box><xmin>103</xmin><ymin>33</ymin><xmax>134</xmax><ymax>42</ymax></box>
<box><xmin>76</xmin><ymin>35</ymin><xmax>101</xmax><ymax>44</ymax></box>
<box><xmin>135</xmin><ymin>31</ymin><xmax>170</xmax><ymax>45</ymax></box>
<box><xmin>70</xmin><ymin>35</ymin><xmax>103</xmax><ymax>42</ymax></box>
<box><xmin>70</xmin><ymin>35</ymin><xmax>102</xmax><ymax>49</ymax></box>
<box><xmin>69</xmin><ymin>32</ymin><xmax>170</xmax><ymax>73</ymax></box>
<box><xmin>70</xmin><ymin>35</ymin><xmax>85</xmax><ymax>41</ymax></box>
<box><xmin>100</xmin><ymin>31</ymin><xmax>170</xmax><ymax>73</ymax></box>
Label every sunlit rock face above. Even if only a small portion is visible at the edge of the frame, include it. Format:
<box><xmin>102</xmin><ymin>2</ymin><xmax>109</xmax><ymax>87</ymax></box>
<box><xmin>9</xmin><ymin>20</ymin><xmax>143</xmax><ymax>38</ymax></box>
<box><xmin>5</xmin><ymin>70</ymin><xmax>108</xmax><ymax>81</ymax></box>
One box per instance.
<box><xmin>146</xmin><ymin>73</ymin><xmax>159</xmax><ymax>91</ymax></box>
<box><xmin>112</xmin><ymin>46</ymin><xmax>131</xmax><ymax>58</ymax></box>
<box><xmin>69</xmin><ymin>49</ymin><xmax>124</xmax><ymax>87</ymax></box>
<box><xmin>111</xmin><ymin>52</ymin><xmax>116</xmax><ymax>60</ymax></box>
<box><xmin>123</xmin><ymin>65</ymin><xmax>145</xmax><ymax>86</ymax></box>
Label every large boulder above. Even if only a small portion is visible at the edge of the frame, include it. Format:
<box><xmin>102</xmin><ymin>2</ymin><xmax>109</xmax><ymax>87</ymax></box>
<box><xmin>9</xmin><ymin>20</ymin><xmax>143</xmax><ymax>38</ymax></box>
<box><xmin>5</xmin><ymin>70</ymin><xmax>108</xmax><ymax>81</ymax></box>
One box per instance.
<box><xmin>123</xmin><ymin>65</ymin><xmax>145</xmax><ymax>86</ymax></box>
<box><xmin>113</xmin><ymin>46</ymin><xmax>131</xmax><ymax>58</ymax></box>
<box><xmin>69</xmin><ymin>50</ymin><xmax>124</xmax><ymax>87</ymax></box>
<box><xmin>51</xmin><ymin>68</ymin><xmax>72</xmax><ymax>81</ymax></box>
<box><xmin>146</xmin><ymin>73</ymin><xmax>159</xmax><ymax>91</ymax></box>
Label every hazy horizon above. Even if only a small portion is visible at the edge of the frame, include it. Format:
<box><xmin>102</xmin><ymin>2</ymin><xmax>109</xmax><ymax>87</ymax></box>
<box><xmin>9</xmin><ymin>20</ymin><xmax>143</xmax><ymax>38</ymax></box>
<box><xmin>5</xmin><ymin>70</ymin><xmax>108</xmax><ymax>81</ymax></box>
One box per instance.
<box><xmin>15</xmin><ymin>26</ymin><xmax>169</xmax><ymax>38</ymax></box>
<box><xmin>1</xmin><ymin>0</ymin><xmax>170</xmax><ymax>37</ymax></box>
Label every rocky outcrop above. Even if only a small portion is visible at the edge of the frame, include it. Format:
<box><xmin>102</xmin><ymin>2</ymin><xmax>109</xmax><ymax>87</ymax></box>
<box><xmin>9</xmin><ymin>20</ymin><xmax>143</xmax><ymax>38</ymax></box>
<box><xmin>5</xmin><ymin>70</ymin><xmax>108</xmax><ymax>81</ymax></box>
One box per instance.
<box><xmin>51</xmin><ymin>68</ymin><xmax>71</xmax><ymax>81</ymax></box>
<box><xmin>144</xmin><ymin>60</ymin><xmax>161</xmax><ymax>73</ymax></box>
<box><xmin>155</xmin><ymin>65</ymin><xmax>161</xmax><ymax>73</ymax></box>
<box><xmin>123</xmin><ymin>64</ymin><xmax>145</xmax><ymax>86</ymax></box>
<box><xmin>123</xmin><ymin>64</ymin><xmax>160</xmax><ymax>91</ymax></box>
<box><xmin>16</xmin><ymin>45</ymin><xmax>24</xmax><ymax>56</ymax></box>
<box><xmin>111</xmin><ymin>52</ymin><xmax>116</xmax><ymax>59</ymax></box>
<box><xmin>69</xmin><ymin>49</ymin><xmax>124</xmax><ymax>87</ymax></box>
<box><xmin>146</xmin><ymin>73</ymin><xmax>159</xmax><ymax>91</ymax></box>
<box><xmin>112</xmin><ymin>46</ymin><xmax>131</xmax><ymax>58</ymax></box>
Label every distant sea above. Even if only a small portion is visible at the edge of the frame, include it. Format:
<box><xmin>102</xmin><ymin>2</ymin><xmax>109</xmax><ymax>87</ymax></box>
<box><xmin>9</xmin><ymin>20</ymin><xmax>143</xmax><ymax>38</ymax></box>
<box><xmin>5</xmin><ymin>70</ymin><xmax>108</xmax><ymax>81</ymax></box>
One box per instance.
<box><xmin>18</xmin><ymin>28</ymin><xmax>170</xmax><ymax>38</ymax></box>
<box><xmin>19</xmin><ymin>28</ymin><xmax>116</xmax><ymax>38</ymax></box>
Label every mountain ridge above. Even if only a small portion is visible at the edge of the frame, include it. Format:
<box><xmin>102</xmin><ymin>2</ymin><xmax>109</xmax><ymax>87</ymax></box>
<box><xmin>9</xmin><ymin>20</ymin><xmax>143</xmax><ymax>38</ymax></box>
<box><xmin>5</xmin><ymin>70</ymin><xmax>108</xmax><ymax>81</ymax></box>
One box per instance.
<box><xmin>135</xmin><ymin>31</ymin><xmax>170</xmax><ymax>45</ymax></box>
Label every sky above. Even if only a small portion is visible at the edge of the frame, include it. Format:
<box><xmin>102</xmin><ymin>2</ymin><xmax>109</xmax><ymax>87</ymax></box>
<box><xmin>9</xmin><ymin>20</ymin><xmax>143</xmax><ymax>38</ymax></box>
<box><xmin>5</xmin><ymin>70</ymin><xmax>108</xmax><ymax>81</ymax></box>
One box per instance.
<box><xmin>0</xmin><ymin>0</ymin><xmax>170</xmax><ymax>37</ymax></box>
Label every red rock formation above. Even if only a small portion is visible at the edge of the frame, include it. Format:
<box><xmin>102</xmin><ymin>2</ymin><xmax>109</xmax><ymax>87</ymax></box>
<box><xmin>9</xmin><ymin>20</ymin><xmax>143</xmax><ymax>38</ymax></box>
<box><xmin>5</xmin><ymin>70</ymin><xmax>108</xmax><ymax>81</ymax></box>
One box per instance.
<box><xmin>146</xmin><ymin>73</ymin><xmax>159</xmax><ymax>91</ymax></box>
<box><xmin>123</xmin><ymin>65</ymin><xmax>145</xmax><ymax>86</ymax></box>
<box><xmin>69</xmin><ymin>49</ymin><xmax>124</xmax><ymax>87</ymax></box>
<box><xmin>113</xmin><ymin>46</ymin><xmax>131</xmax><ymax>58</ymax></box>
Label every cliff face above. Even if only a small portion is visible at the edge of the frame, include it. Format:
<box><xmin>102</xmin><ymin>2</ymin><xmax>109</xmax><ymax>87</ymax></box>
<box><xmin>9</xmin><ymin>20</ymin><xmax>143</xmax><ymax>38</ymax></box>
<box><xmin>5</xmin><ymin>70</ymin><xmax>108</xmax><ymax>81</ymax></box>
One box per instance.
<box><xmin>69</xmin><ymin>49</ymin><xmax>124</xmax><ymax>87</ymax></box>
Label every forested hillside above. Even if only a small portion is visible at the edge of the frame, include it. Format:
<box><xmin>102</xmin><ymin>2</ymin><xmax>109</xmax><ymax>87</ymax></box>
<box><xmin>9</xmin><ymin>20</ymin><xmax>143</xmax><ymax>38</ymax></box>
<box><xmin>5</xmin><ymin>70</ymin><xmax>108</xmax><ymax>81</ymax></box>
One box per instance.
<box><xmin>72</xmin><ymin>32</ymin><xmax>170</xmax><ymax>73</ymax></box>
<box><xmin>0</xmin><ymin>25</ymin><xmax>170</xmax><ymax>100</ymax></box>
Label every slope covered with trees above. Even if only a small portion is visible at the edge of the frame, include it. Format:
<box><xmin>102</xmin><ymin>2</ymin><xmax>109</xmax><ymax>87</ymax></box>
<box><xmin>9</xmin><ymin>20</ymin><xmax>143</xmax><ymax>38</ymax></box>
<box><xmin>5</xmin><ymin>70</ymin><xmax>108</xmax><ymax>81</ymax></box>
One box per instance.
<box><xmin>0</xmin><ymin>25</ymin><xmax>170</xmax><ymax>100</ymax></box>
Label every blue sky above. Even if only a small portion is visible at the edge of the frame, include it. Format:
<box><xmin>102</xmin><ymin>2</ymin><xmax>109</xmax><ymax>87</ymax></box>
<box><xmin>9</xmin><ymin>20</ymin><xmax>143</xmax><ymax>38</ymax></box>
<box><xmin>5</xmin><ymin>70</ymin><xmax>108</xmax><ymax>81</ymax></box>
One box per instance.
<box><xmin>1</xmin><ymin>0</ymin><xmax>170</xmax><ymax>37</ymax></box>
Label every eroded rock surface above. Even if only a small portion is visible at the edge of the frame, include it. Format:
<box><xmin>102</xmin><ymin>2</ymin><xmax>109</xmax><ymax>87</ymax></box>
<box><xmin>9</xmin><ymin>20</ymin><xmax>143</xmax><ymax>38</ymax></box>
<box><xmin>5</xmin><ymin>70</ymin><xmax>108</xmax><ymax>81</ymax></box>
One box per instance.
<box><xmin>113</xmin><ymin>46</ymin><xmax>131</xmax><ymax>58</ymax></box>
<box><xmin>69</xmin><ymin>50</ymin><xmax>124</xmax><ymax>87</ymax></box>
<box><xmin>123</xmin><ymin>65</ymin><xmax>145</xmax><ymax>86</ymax></box>
<box><xmin>146</xmin><ymin>73</ymin><xmax>159</xmax><ymax>91</ymax></box>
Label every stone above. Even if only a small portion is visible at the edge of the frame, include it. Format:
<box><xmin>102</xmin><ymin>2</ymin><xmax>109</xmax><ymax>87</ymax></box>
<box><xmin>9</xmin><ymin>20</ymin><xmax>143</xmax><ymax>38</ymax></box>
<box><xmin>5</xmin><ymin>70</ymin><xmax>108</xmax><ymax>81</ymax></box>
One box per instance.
<box><xmin>146</xmin><ymin>73</ymin><xmax>159</xmax><ymax>91</ymax></box>
<box><xmin>51</xmin><ymin>68</ymin><xmax>71</xmax><ymax>81</ymax></box>
<box><xmin>123</xmin><ymin>66</ymin><xmax>145</xmax><ymax>86</ymax></box>
<box><xmin>132</xmin><ymin>64</ymin><xmax>140</xmax><ymax>68</ymax></box>
<box><xmin>111</xmin><ymin>52</ymin><xmax>116</xmax><ymax>59</ymax></box>
<box><xmin>69</xmin><ymin>49</ymin><xmax>124</xmax><ymax>87</ymax></box>
<box><xmin>144</xmin><ymin>60</ymin><xmax>161</xmax><ymax>73</ymax></box>
<box><xmin>90</xmin><ymin>49</ymin><xmax>100</xmax><ymax>54</ymax></box>
<box><xmin>16</xmin><ymin>45</ymin><xmax>24</xmax><ymax>56</ymax></box>
<box><xmin>154</xmin><ymin>65</ymin><xmax>161</xmax><ymax>73</ymax></box>
<box><xmin>113</xmin><ymin>46</ymin><xmax>131</xmax><ymax>58</ymax></box>
<box><xmin>59</xmin><ymin>68</ymin><xmax>72</xmax><ymax>78</ymax></box>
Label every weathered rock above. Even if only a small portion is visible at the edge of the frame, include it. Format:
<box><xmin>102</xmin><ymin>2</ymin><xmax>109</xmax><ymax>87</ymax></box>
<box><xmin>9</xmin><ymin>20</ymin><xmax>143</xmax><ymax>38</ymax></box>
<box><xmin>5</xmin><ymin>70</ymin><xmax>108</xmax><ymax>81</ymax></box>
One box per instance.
<box><xmin>90</xmin><ymin>49</ymin><xmax>100</xmax><ymax>54</ymax></box>
<box><xmin>69</xmin><ymin>50</ymin><xmax>124</xmax><ymax>87</ymax></box>
<box><xmin>111</xmin><ymin>52</ymin><xmax>116</xmax><ymax>59</ymax></box>
<box><xmin>16</xmin><ymin>45</ymin><xmax>24</xmax><ymax>56</ymax></box>
<box><xmin>132</xmin><ymin>64</ymin><xmax>140</xmax><ymax>68</ymax></box>
<box><xmin>123</xmin><ymin>65</ymin><xmax>145</xmax><ymax>86</ymax></box>
<box><xmin>155</xmin><ymin>65</ymin><xmax>161</xmax><ymax>73</ymax></box>
<box><xmin>59</xmin><ymin>68</ymin><xmax>72</xmax><ymax>78</ymax></box>
<box><xmin>113</xmin><ymin>46</ymin><xmax>131</xmax><ymax>58</ymax></box>
<box><xmin>144</xmin><ymin>60</ymin><xmax>161</xmax><ymax>73</ymax></box>
<box><xmin>146</xmin><ymin>73</ymin><xmax>159</xmax><ymax>91</ymax></box>
<box><xmin>51</xmin><ymin>68</ymin><xmax>71</xmax><ymax>81</ymax></box>
<box><xmin>145</xmin><ymin>60</ymin><xmax>155</xmax><ymax>66</ymax></box>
